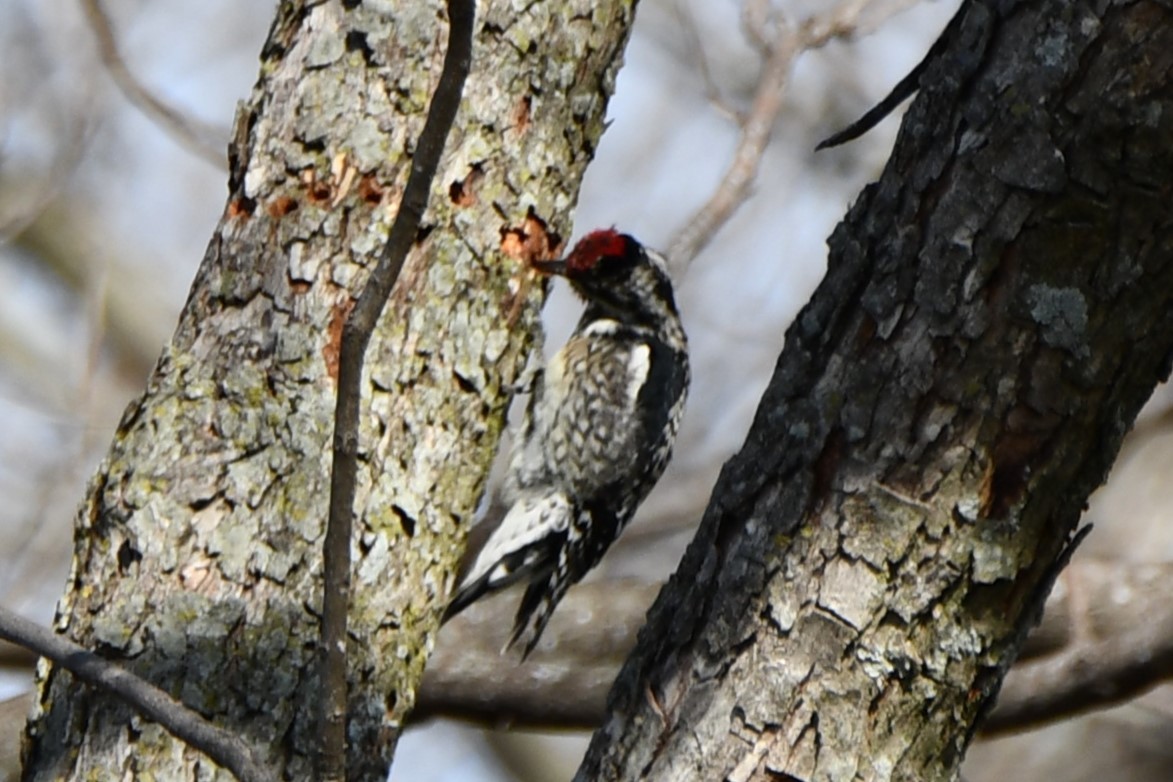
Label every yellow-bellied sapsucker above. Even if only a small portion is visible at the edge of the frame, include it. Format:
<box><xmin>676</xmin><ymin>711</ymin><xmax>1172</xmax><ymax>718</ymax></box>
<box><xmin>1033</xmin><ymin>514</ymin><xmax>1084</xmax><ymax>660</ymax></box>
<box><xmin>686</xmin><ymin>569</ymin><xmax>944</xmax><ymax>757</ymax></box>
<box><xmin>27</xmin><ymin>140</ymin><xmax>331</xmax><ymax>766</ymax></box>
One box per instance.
<box><xmin>443</xmin><ymin>229</ymin><xmax>689</xmax><ymax>657</ymax></box>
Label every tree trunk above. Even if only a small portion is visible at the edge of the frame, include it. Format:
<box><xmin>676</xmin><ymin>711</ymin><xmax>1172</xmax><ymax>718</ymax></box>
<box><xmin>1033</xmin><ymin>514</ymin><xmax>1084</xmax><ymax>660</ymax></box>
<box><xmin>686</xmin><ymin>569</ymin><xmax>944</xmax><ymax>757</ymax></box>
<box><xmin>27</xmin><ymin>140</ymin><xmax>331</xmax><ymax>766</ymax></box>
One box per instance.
<box><xmin>578</xmin><ymin>0</ymin><xmax>1173</xmax><ymax>780</ymax></box>
<box><xmin>21</xmin><ymin>1</ymin><xmax>636</xmax><ymax>779</ymax></box>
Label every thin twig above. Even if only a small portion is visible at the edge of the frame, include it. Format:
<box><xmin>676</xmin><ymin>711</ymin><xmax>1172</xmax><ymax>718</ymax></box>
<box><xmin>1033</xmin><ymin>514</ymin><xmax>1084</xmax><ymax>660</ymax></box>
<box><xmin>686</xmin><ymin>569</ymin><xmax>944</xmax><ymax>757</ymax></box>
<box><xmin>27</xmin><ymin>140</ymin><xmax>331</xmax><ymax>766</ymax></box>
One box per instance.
<box><xmin>740</xmin><ymin>0</ymin><xmax>776</xmax><ymax>54</ymax></box>
<box><xmin>667</xmin><ymin>9</ymin><xmax>799</xmax><ymax>271</ymax></box>
<box><xmin>675</xmin><ymin>3</ymin><xmax>742</xmax><ymax>123</ymax></box>
<box><xmin>670</xmin><ymin>0</ymin><xmax>872</xmax><ymax>269</ymax></box>
<box><xmin>0</xmin><ymin>607</ymin><xmax>273</xmax><ymax>782</ymax></box>
<box><xmin>667</xmin><ymin>0</ymin><xmax>923</xmax><ymax>270</ymax></box>
<box><xmin>317</xmin><ymin>0</ymin><xmax>476</xmax><ymax>779</ymax></box>
<box><xmin>815</xmin><ymin>0</ymin><xmax>966</xmax><ymax>149</ymax></box>
<box><xmin>78</xmin><ymin>0</ymin><xmax>226</xmax><ymax>167</ymax></box>
<box><xmin>10</xmin><ymin>559</ymin><xmax>1173</xmax><ymax>737</ymax></box>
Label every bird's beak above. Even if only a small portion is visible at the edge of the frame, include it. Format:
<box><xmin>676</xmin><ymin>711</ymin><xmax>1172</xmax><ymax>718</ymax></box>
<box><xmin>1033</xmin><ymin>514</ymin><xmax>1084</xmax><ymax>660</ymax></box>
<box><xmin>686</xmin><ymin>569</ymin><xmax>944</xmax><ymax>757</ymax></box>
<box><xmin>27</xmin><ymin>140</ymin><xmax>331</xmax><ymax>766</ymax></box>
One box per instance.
<box><xmin>530</xmin><ymin>258</ymin><xmax>568</xmax><ymax>276</ymax></box>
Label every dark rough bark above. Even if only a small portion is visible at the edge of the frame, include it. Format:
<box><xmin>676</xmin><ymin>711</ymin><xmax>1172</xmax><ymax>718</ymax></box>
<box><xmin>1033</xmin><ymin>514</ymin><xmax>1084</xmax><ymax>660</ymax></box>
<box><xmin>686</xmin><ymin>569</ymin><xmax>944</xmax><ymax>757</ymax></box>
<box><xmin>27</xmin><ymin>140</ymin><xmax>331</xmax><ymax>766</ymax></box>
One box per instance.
<box><xmin>21</xmin><ymin>1</ymin><xmax>636</xmax><ymax>780</ymax></box>
<box><xmin>578</xmin><ymin>1</ymin><xmax>1173</xmax><ymax>780</ymax></box>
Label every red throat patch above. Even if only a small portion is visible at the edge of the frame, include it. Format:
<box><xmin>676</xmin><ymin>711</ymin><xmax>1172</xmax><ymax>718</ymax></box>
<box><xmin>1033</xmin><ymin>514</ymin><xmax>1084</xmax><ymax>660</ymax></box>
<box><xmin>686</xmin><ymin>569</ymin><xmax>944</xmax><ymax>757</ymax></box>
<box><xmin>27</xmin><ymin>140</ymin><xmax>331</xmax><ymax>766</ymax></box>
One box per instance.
<box><xmin>565</xmin><ymin>228</ymin><xmax>628</xmax><ymax>273</ymax></box>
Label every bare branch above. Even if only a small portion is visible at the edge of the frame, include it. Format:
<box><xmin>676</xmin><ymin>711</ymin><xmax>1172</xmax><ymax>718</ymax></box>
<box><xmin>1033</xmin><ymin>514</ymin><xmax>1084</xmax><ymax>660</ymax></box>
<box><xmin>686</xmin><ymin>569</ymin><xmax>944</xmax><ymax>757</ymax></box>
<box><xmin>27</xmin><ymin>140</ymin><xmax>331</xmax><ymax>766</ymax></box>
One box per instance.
<box><xmin>666</xmin><ymin>9</ymin><xmax>798</xmax><ymax>271</ymax></box>
<box><xmin>984</xmin><ymin>560</ymin><xmax>1173</xmax><ymax>735</ymax></box>
<box><xmin>418</xmin><ymin>559</ymin><xmax>1173</xmax><ymax>735</ymax></box>
<box><xmin>0</xmin><ymin>607</ymin><xmax>273</xmax><ymax>782</ymax></box>
<box><xmin>78</xmin><ymin>0</ymin><xmax>226</xmax><ymax>167</ymax></box>
<box><xmin>8</xmin><ymin>561</ymin><xmax>1173</xmax><ymax>739</ymax></box>
<box><xmin>317</xmin><ymin>0</ymin><xmax>475</xmax><ymax>778</ymax></box>
<box><xmin>740</xmin><ymin>0</ymin><xmax>776</xmax><ymax>54</ymax></box>
<box><xmin>419</xmin><ymin>581</ymin><xmax>657</xmax><ymax>727</ymax></box>
<box><xmin>815</xmin><ymin>0</ymin><xmax>962</xmax><ymax>149</ymax></box>
<box><xmin>668</xmin><ymin>0</ymin><xmax>919</xmax><ymax>270</ymax></box>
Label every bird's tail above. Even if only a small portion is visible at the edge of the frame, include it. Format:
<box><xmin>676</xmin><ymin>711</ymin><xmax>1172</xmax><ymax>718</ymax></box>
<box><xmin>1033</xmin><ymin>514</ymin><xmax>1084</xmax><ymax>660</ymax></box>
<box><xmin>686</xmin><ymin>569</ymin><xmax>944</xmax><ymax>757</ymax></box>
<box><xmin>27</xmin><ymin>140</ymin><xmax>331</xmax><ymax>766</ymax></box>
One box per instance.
<box><xmin>505</xmin><ymin>571</ymin><xmax>569</xmax><ymax>659</ymax></box>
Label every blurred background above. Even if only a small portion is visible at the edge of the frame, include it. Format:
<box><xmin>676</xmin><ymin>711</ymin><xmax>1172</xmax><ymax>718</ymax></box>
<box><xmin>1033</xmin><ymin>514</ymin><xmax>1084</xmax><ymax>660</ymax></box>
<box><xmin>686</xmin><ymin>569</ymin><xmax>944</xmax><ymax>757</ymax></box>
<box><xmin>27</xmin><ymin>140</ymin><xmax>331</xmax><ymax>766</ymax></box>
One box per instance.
<box><xmin>4</xmin><ymin>0</ymin><xmax>1173</xmax><ymax>779</ymax></box>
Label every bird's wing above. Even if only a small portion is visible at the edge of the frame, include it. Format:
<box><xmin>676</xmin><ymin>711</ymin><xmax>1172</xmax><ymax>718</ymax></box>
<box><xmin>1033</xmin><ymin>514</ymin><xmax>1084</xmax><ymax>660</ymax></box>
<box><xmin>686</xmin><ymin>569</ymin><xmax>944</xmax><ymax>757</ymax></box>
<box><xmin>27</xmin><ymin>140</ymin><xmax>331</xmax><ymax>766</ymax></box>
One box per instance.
<box><xmin>442</xmin><ymin>491</ymin><xmax>572</xmax><ymax>621</ymax></box>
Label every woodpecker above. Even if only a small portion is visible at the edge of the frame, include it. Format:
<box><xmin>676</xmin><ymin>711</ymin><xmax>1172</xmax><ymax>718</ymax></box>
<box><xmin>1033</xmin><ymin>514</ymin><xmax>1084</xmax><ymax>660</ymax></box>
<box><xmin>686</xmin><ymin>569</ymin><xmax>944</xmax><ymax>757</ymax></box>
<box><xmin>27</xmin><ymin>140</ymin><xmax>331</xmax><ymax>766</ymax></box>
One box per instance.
<box><xmin>443</xmin><ymin>229</ymin><xmax>689</xmax><ymax>657</ymax></box>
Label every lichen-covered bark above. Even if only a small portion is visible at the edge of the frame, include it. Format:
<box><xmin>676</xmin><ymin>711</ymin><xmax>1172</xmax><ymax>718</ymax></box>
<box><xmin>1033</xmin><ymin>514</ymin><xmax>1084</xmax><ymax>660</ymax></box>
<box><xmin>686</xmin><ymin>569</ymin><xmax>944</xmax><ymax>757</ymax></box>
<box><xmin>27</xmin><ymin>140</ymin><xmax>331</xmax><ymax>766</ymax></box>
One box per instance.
<box><xmin>22</xmin><ymin>1</ymin><xmax>636</xmax><ymax>779</ymax></box>
<box><xmin>578</xmin><ymin>1</ymin><xmax>1173</xmax><ymax>780</ymax></box>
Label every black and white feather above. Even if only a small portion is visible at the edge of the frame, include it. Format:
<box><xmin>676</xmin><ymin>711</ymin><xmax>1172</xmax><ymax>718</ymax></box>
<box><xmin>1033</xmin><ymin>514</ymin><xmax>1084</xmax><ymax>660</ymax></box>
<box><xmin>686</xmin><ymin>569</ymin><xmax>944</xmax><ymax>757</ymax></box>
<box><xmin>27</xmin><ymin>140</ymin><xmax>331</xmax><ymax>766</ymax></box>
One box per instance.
<box><xmin>443</xmin><ymin>229</ymin><xmax>689</xmax><ymax>657</ymax></box>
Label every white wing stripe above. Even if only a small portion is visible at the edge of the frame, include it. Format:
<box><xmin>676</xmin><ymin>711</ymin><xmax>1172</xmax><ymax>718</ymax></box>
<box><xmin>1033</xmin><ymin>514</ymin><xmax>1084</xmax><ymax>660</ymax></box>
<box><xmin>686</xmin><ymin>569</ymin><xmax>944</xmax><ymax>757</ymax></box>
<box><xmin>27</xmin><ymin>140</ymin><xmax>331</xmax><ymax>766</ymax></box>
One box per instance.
<box><xmin>626</xmin><ymin>343</ymin><xmax>650</xmax><ymax>407</ymax></box>
<box><xmin>582</xmin><ymin>318</ymin><xmax>621</xmax><ymax>338</ymax></box>
<box><xmin>460</xmin><ymin>492</ymin><xmax>572</xmax><ymax>588</ymax></box>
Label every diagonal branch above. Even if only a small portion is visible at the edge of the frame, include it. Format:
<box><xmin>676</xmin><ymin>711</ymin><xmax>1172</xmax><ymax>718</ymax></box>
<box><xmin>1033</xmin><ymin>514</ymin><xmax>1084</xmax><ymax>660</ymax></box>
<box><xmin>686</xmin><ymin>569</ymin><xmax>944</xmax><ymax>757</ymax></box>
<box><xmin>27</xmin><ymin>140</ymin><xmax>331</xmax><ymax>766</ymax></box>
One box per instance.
<box><xmin>815</xmin><ymin>0</ymin><xmax>967</xmax><ymax>149</ymax></box>
<box><xmin>0</xmin><ymin>607</ymin><xmax>273</xmax><ymax>782</ymax></box>
<box><xmin>78</xmin><ymin>0</ymin><xmax>226</xmax><ymax>167</ymax></box>
<box><xmin>983</xmin><ymin>560</ymin><xmax>1173</xmax><ymax>735</ymax></box>
<box><xmin>417</xmin><ymin>560</ymin><xmax>1173</xmax><ymax>733</ymax></box>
